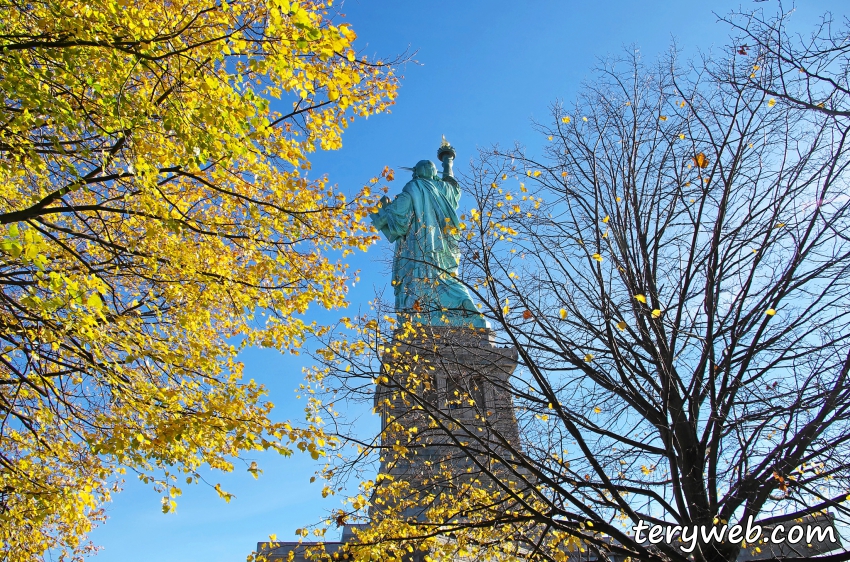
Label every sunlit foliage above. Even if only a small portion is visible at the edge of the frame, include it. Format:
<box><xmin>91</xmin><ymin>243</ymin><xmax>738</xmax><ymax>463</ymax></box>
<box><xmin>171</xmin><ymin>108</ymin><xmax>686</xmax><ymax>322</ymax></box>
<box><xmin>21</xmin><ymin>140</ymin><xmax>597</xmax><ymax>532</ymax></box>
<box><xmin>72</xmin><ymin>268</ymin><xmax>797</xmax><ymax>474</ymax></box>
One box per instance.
<box><xmin>0</xmin><ymin>0</ymin><xmax>398</xmax><ymax>558</ymax></box>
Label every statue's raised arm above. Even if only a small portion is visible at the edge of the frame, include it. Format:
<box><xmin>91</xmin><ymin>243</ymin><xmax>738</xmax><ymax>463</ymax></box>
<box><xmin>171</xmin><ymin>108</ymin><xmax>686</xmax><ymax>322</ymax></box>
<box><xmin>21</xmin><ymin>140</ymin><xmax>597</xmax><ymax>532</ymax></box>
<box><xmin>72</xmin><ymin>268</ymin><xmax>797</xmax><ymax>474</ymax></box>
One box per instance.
<box><xmin>370</xmin><ymin>139</ymin><xmax>489</xmax><ymax>329</ymax></box>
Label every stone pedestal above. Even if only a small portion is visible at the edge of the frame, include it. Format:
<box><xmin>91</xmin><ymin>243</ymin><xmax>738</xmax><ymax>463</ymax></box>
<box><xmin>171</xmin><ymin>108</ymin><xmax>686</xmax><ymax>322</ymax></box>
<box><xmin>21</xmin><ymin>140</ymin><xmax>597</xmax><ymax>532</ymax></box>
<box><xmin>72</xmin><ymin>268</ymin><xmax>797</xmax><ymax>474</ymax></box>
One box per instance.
<box><xmin>255</xmin><ymin>326</ymin><xmax>528</xmax><ymax>561</ymax></box>
<box><xmin>371</xmin><ymin>326</ymin><xmax>523</xmax><ymax>521</ymax></box>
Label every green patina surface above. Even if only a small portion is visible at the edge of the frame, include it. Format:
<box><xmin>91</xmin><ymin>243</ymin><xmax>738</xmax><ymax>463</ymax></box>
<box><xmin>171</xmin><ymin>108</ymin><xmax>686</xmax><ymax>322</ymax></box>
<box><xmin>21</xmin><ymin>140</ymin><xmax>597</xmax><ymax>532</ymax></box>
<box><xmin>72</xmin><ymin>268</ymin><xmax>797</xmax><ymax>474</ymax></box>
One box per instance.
<box><xmin>370</xmin><ymin>148</ymin><xmax>488</xmax><ymax>328</ymax></box>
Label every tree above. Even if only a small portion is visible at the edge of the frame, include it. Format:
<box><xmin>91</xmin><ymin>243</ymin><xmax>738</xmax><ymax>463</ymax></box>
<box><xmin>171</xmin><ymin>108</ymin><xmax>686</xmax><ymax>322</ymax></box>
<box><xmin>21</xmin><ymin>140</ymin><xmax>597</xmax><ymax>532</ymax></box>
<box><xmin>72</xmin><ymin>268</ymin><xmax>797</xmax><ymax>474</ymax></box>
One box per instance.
<box><xmin>722</xmin><ymin>7</ymin><xmax>850</xmax><ymax>119</ymax></box>
<box><xmin>308</xmin><ymin>20</ymin><xmax>850</xmax><ymax>562</ymax></box>
<box><xmin>0</xmin><ymin>0</ymin><xmax>398</xmax><ymax>559</ymax></box>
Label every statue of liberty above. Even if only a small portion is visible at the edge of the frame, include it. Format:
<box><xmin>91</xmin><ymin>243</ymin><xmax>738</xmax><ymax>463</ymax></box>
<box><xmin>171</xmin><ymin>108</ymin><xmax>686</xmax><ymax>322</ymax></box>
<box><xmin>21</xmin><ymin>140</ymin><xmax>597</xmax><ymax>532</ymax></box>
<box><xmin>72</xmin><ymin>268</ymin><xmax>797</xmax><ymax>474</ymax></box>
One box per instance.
<box><xmin>370</xmin><ymin>138</ymin><xmax>489</xmax><ymax>328</ymax></box>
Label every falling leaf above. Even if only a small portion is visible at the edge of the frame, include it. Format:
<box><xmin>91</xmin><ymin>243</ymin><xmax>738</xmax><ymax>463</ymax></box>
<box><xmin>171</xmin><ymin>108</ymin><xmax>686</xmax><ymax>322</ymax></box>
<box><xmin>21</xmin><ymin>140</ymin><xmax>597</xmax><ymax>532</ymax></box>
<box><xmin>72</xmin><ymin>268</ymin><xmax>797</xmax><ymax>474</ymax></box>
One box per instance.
<box><xmin>634</xmin><ymin>294</ymin><xmax>647</xmax><ymax>303</ymax></box>
<box><xmin>651</xmin><ymin>309</ymin><xmax>662</xmax><ymax>318</ymax></box>
<box><xmin>591</xmin><ymin>253</ymin><xmax>603</xmax><ymax>262</ymax></box>
<box><xmin>616</xmin><ymin>320</ymin><xmax>627</xmax><ymax>330</ymax></box>
<box><xmin>593</xmin><ymin>407</ymin><xmax>601</xmax><ymax>414</ymax></box>
<box><xmin>679</xmin><ymin>100</ymin><xmax>686</xmax><ymax>108</ymax></box>
<box><xmin>659</xmin><ymin>115</ymin><xmax>668</xmax><ymax>121</ymax></box>
<box><xmin>693</xmin><ymin>152</ymin><xmax>709</xmax><ymax>168</ymax></box>
<box><xmin>768</xmin><ymin>98</ymin><xmax>776</xmax><ymax>107</ymax></box>
<box><xmin>775</xmin><ymin>222</ymin><xmax>785</xmax><ymax>228</ymax></box>
<box><xmin>559</xmin><ymin>309</ymin><xmax>568</xmax><ymax>320</ymax></box>
<box><xmin>548</xmin><ymin>135</ymin><xmax>553</xmax><ymax>141</ymax></box>
<box><xmin>584</xmin><ymin>354</ymin><xmax>594</xmax><ymax>362</ymax></box>
<box><xmin>766</xmin><ymin>308</ymin><xmax>776</xmax><ymax>316</ymax></box>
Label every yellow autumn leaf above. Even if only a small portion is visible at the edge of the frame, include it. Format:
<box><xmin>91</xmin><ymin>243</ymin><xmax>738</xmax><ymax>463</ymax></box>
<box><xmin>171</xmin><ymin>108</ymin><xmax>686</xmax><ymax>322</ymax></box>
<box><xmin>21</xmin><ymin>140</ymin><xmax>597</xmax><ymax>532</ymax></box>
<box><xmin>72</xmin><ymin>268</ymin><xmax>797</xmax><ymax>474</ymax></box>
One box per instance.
<box><xmin>768</xmin><ymin>98</ymin><xmax>776</xmax><ymax>107</ymax></box>
<box><xmin>616</xmin><ymin>320</ymin><xmax>627</xmax><ymax>330</ymax></box>
<box><xmin>562</xmin><ymin>116</ymin><xmax>571</xmax><ymax>123</ymax></box>
<box><xmin>659</xmin><ymin>115</ymin><xmax>668</xmax><ymax>121</ymax></box>
<box><xmin>591</xmin><ymin>253</ymin><xmax>603</xmax><ymax>262</ymax></box>
<box><xmin>602</xmin><ymin>215</ymin><xmax>610</xmax><ymax>223</ymax></box>
<box><xmin>559</xmin><ymin>309</ymin><xmax>568</xmax><ymax>320</ymax></box>
<box><xmin>766</xmin><ymin>308</ymin><xmax>776</xmax><ymax>316</ymax></box>
<box><xmin>651</xmin><ymin>309</ymin><xmax>662</xmax><ymax>318</ymax></box>
<box><xmin>86</xmin><ymin>293</ymin><xmax>103</xmax><ymax>311</ymax></box>
<box><xmin>634</xmin><ymin>294</ymin><xmax>647</xmax><ymax>303</ymax></box>
<box><xmin>584</xmin><ymin>354</ymin><xmax>594</xmax><ymax>362</ymax></box>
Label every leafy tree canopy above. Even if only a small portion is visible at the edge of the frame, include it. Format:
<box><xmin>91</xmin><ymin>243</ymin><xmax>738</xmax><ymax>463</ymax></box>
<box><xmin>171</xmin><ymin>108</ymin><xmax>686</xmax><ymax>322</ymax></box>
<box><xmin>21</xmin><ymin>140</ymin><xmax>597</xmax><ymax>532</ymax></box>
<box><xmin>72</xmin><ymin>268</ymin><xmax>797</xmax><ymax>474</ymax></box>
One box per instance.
<box><xmin>0</xmin><ymin>0</ymin><xmax>397</xmax><ymax>558</ymax></box>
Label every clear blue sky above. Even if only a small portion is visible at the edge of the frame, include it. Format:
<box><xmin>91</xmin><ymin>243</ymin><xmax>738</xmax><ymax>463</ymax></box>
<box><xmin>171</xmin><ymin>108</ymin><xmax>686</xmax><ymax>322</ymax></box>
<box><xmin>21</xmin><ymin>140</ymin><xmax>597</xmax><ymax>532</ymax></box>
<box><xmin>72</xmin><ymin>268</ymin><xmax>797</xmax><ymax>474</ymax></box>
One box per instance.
<box><xmin>89</xmin><ymin>1</ymin><xmax>846</xmax><ymax>560</ymax></box>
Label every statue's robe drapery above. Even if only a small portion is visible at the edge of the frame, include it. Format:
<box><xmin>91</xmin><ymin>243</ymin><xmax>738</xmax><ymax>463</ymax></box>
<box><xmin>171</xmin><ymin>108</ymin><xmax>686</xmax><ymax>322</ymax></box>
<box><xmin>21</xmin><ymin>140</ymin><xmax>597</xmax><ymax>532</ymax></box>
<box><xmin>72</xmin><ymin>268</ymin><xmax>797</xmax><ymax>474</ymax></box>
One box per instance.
<box><xmin>370</xmin><ymin>174</ymin><xmax>488</xmax><ymax>328</ymax></box>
